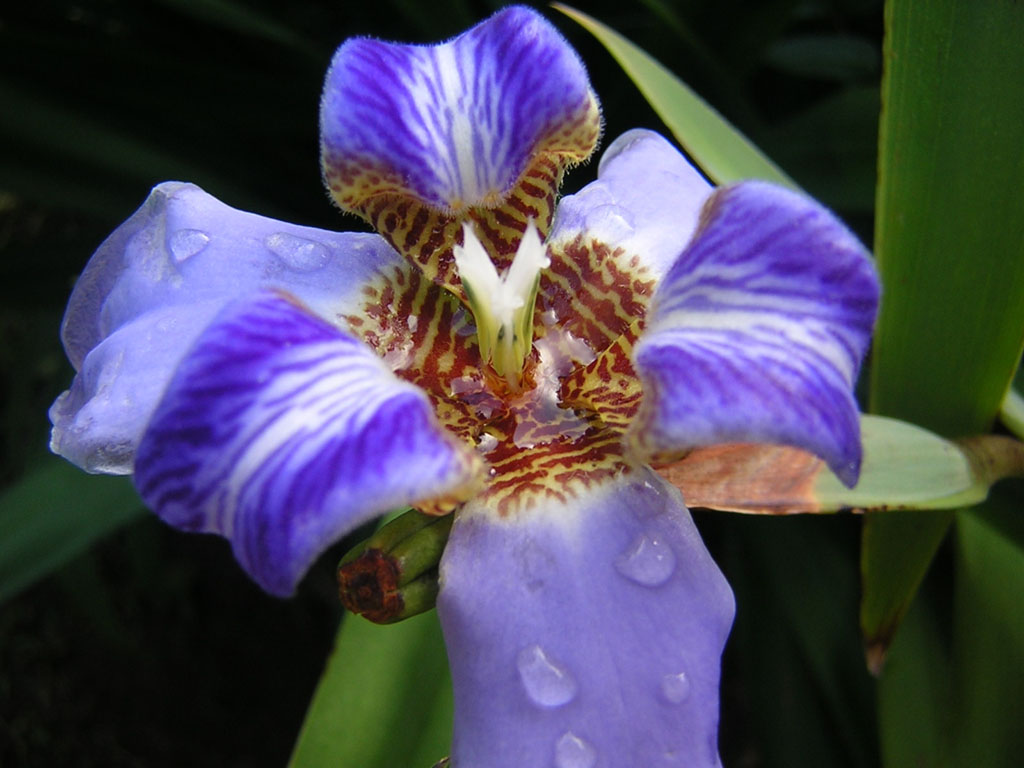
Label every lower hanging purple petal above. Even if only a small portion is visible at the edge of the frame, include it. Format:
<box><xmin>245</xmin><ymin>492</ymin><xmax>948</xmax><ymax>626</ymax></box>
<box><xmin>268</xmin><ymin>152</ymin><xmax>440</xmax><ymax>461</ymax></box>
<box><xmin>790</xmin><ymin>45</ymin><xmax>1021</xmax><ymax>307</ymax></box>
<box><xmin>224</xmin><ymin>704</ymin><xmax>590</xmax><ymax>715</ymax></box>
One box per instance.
<box><xmin>632</xmin><ymin>181</ymin><xmax>879</xmax><ymax>486</ymax></box>
<box><xmin>134</xmin><ymin>292</ymin><xmax>480</xmax><ymax>596</ymax></box>
<box><xmin>437</xmin><ymin>469</ymin><xmax>734</xmax><ymax>768</ymax></box>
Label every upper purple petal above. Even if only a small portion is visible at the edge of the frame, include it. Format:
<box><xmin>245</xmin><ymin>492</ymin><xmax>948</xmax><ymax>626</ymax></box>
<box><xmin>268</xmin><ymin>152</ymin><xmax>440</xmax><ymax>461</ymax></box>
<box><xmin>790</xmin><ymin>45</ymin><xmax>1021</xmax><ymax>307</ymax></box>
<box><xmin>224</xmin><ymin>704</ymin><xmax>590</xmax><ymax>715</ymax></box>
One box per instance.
<box><xmin>320</xmin><ymin>6</ymin><xmax>600</xmax><ymax>213</ymax></box>
<box><xmin>50</xmin><ymin>182</ymin><xmax>402</xmax><ymax>474</ymax></box>
<box><xmin>632</xmin><ymin>182</ymin><xmax>879</xmax><ymax>485</ymax></box>
<box><xmin>550</xmin><ymin>129</ymin><xmax>713</xmax><ymax>278</ymax></box>
<box><xmin>438</xmin><ymin>470</ymin><xmax>734</xmax><ymax>768</ymax></box>
<box><xmin>134</xmin><ymin>293</ymin><xmax>480</xmax><ymax>596</ymax></box>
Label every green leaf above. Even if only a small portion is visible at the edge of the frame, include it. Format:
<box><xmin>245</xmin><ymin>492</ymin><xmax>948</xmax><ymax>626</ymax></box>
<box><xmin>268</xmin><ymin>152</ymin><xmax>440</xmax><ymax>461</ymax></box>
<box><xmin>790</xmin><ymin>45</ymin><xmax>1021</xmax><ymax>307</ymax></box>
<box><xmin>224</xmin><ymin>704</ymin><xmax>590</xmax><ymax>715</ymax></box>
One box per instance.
<box><xmin>552</xmin><ymin>3</ymin><xmax>797</xmax><ymax>189</ymax></box>
<box><xmin>866</xmin><ymin>0</ymin><xmax>1024</xmax><ymax>763</ymax></box>
<box><xmin>664</xmin><ymin>415</ymin><xmax>1024</xmax><ymax>516</ymax></box>
<box><xmin>816</xmin><ymin>420</ymin><xmax>1024</xmax><ymax>512</ymax></box>
<box><xmin>999</xmin><ymin>374</ymin><xmax>1024</xmax><ymax>441</ymax></box>
<box><xmin>723</xmin><ymin>515</ymin><xmax>878</xmax><ymax>767</ymax></box>
<box><xmin>860</xmin><ymin>509</ymin><xmax>954</xmax><ymax>675</ymax></box>
<box><xmin>950</xmin><ymin>491</ymin><xmax>1024</xmax><ymax>767</ymax></box>
<box><xmin>879</xmin><ymin>490</ymin><xmax>1024</xmax><ymax>767</ymax></box>
<box><xmin>0</xmin><ymin>459</ymin><xmax>144</xmax><ymax>603</ymax></box>
<box><xmin>864</xmin><ymin>0</ymin><xmax>1024</xmax><ymax>661</ymax></box>
<box><xmin>870</xmin><ymin>0</ymin><xmax>1024</xmax><ymax>434</ymax></box>
<box><xmin>876</xmin><ymin>583</ymin><xmax>952</xmax><ymax>768</ymax></box>
<box><xmin>289</xmin><ymin>611</ymin><xmax>453</xmax><ymax>768</ymax></box>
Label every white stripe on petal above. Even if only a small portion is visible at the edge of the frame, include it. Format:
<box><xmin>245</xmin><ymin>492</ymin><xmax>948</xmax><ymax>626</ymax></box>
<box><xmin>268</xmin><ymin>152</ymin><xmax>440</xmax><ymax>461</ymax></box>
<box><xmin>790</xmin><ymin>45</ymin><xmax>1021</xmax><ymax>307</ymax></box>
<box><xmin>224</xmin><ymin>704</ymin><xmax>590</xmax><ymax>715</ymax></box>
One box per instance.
<box><xmin>135</xmin><ymin>293</ymin><xmax>480</xmax><ymax>595</ymax></box>
<box><xmin>633</xmin><ymin>182</ymin><xmax>879</xmax><ymax>485</ymax></box>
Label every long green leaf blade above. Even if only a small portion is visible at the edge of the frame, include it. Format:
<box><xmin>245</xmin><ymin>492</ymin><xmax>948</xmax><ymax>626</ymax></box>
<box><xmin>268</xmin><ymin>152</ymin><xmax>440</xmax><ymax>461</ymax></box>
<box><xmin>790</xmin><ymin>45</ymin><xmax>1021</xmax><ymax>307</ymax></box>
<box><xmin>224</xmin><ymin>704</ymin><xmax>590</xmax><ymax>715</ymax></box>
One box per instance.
<box><xmin>289</xmin><ymin>611</ymin><xmax>453</xmax><ymax>768</ymax></box>
<box><xmin>869</xmin><ymin>2</ymin><xmax>1024</xmax><ymax>435</ymax></box>
<box><xmin>553</xmin><ymin>4</ymin><xmax>797</xmax><ymax>189</ymax></box>
<box><xmin>867</xmin><ymin>0</ymin><xmax>1024</xmax><ymax>764</ymax></box>
<box><xmin>865</xmin><ymin>0</ymin><xmax>1024</xmax><ymax>662</ymax></box>
<box><xmin>951</xmin><ymin>493</ymin><xmax>1024</xmax><ymax>767</ymax></box>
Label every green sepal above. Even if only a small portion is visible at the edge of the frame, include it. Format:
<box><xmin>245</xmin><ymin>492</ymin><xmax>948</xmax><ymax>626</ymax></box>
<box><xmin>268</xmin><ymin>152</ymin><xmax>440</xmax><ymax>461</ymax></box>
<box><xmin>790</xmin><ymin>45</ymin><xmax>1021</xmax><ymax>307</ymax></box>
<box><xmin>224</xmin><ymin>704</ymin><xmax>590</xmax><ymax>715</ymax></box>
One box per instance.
<box><xmin>667</xmin><ymin>415</ymin><xmax>1024</xmax><ymax>516</ymax></box>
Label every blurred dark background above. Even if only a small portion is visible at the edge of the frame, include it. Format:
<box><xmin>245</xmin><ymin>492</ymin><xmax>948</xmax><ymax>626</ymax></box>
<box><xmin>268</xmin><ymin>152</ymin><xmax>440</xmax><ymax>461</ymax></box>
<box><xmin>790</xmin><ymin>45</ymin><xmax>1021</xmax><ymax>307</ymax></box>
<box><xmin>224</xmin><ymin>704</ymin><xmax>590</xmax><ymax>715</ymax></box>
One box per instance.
<box><xmin>0</xmin><ymin>1</ymin><xmax>884</xmax><ymax>765</ymax></box>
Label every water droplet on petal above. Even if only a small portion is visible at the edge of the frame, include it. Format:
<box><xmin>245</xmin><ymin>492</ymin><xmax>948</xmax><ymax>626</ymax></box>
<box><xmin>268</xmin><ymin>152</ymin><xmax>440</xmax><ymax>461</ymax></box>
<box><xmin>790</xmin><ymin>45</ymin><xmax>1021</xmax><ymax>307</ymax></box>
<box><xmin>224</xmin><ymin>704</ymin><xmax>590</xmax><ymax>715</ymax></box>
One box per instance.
<box><xmin>660</xmin><ymin>671</ymin><xmax>691</xmax><ymax>704</ymax></box>
<box><xmin>586</xmin><ymin>203</ymin><xmax>635</xmax><ymax>243</ymax></box>
<box><xmin>169</xmin><ymin>229</ymin><xmax>210</xmax><ymax>263</ymax></box>
<box><xmin>475</xmin><ymin>432</ymin><xmax>498</xmax><ymax>454</ymax></box>
<box><xmin>516</xmin><ymin>645</ymin><xmax>577</xmax><ymax>707</ymax></box>
<box><xmin>555</xmin><ymin>732</ymin><xmax>597</xmax><ymax>768</ymax></box>
<box><xmin>615</xmin><ymin>533</ymin><xmax>676</xmax><ymax>586</ymax></box>
<box><xmin>266</xmin><ymin>232</ymin><xmax>330</xmax><ymax>271</ymax></box>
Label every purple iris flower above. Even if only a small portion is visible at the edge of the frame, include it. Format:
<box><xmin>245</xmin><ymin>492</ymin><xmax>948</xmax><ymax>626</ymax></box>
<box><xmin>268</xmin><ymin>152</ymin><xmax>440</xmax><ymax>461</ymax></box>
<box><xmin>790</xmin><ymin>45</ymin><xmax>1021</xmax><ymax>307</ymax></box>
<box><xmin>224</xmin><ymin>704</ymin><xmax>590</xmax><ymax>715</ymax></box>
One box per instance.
<box><xmin>49</xmin><ymin>7</ymin><xmax>878</xmax><ymax>768</ymax></box>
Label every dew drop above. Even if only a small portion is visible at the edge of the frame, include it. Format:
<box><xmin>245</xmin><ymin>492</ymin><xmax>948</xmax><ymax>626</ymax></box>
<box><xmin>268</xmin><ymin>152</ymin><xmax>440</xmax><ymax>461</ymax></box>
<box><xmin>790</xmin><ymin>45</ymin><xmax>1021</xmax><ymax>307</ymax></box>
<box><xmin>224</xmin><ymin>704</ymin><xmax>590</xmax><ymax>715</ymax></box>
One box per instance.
<box><xmin>614</xmin><ymin>533</ymin><xmax>676</xmax><ymax>586</ymax></box>
<box><xmin>475</xmin><ymin>432</ymin><xmax>498</xmax><ymax>454</ymax></box>
<box><xmin>169</xmin><ymin>229</ymin><xmax>210</xmax><ymax>263</ymax></box>
<box><xmin>265</xmin><ymin>232</ymin><xmax>330</xmax><ymax>271</ymax></box>
<box><xmin>516</xmin><ymin>645</ymin><xmax>577</xmax><ymax>707</ymax></box>
<box><xmin>586</xmin><ymin>203</ymin><xmax>634</xmax><ymax>242</ymax></box>
<box><xmin>555</xmin><ymin>732</ymin><xmax>597</xmax><ymax>768</ymax></box>
<box><xmin>660</xmin><ymin>671</ymin><xmax>691</xmax><ymax>704</ymax></box>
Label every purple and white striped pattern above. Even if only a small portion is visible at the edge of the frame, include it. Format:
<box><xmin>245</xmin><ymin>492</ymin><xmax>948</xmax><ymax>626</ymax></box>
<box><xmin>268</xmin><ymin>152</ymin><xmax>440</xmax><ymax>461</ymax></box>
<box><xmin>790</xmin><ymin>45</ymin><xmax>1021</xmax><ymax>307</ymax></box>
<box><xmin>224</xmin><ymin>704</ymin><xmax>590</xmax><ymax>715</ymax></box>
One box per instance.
<box><xmin>50</xmin><ymin>182</ymin><xmax>402</xmax><ymax>474</ymax></box>
<box><xmin>439</xmin><ymin>469</ymin><xmax>734</xmax><ymax>768</ymax></box>
<box><xmin>632</xmin><ymin>182</ymin><xmax>879</xmax><ymax>486</ymax></box>
<box><xmin>134</xmin><ymin>293</ymin><xmax>480</xmax><ymax>596</ymax></box>
<box><xmin>320</xmin><ymin>6</ymin><xmax>599</xmax><ymax>212</ymax></box>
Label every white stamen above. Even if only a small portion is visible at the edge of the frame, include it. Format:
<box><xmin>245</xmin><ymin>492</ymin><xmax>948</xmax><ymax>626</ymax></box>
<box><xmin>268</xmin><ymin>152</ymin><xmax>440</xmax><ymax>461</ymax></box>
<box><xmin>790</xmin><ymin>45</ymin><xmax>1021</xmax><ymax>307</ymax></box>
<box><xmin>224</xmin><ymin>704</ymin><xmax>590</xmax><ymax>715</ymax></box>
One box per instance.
<box><xmin>453</xmin><ymin>220</ymin><xmax>550</xmax><ymax>385</ymax></box>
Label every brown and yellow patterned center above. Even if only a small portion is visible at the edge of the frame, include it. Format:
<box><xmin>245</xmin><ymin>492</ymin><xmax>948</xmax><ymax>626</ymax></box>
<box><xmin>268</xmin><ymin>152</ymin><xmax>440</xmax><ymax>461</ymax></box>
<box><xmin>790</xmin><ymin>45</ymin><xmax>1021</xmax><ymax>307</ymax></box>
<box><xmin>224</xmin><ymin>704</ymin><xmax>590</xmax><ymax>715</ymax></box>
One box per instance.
<box><xmin>355</xmin><ymin>154</ymin><xmax>564</xmax><ymax>302</ymax></box>
<box><xmin>344</xmin><ymin>229</ymin><xmax>655</xmax><ymax>517</ymax></box>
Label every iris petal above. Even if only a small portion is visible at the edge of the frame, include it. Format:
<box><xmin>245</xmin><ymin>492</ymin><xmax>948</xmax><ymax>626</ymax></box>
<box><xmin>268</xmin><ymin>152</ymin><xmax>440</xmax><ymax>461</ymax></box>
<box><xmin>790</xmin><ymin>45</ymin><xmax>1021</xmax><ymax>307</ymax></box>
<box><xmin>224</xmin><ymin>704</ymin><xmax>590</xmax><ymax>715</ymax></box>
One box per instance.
<box><xmin>50</xmin><ymin>299</ymin><xmax>228</xmax><ymax>474</ymax></box>
<box><xmin>538</xmin><ymin>130</ymin><xmax>711</xmax><ymax>361</ymax></box>
<box><xmin>550</xmin><ymin>129</ymin><xmax>713</xmax><ymax>279</ymax></box>
<box><xmin>320</xmin><ymin>6</ymin><xmax>599</xmax><ymax>214</ymax></box>
<box><xmin>134</xmin><ymin>292</ymin><xmax>481</xmax><ymax>596</ymax></box>
<box><xmin>632</xmin><ymin>181</ymin><xmax>879</xmax><ymax>485</ymax></box>
<box><xmin>438</xmin><ymin>470</ymin><xmax>734</xmax><ymax>768</ymax></box>
<box><xmin>50</xmin><ymin>182</ymin><xmax>401</xmax><ymax>474</ymax></box>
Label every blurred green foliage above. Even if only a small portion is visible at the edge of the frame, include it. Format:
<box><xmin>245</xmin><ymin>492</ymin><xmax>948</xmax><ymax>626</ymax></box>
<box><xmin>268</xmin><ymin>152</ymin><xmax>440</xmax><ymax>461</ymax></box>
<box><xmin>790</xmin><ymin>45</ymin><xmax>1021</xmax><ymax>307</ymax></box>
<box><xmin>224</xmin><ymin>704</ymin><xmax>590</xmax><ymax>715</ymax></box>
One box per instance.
<box><xmin>3</xmin><ymin>1</ymin><xmax>1018</xmax><ymax>767</ymax></box>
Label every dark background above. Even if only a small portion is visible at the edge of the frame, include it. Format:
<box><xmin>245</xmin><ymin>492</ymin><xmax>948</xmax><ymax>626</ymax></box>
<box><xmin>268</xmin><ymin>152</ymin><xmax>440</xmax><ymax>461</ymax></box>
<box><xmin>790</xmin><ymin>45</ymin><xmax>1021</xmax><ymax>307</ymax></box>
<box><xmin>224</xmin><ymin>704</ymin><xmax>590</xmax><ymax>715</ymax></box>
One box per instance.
<box><xmin>0</xmin><ymin>1</ymin><xmax>885</xmax><ymax>765</ymax></box>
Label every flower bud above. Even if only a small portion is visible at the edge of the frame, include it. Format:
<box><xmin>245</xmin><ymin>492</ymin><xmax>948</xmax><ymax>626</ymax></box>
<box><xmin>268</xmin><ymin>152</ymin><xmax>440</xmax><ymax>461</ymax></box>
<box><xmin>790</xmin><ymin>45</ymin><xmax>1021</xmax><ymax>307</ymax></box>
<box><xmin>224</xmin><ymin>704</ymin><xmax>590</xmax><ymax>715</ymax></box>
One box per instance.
<box><xmin>337</xmin><ymin>509</ymin><xmax>453</xmax><ymax>623</ymax></box>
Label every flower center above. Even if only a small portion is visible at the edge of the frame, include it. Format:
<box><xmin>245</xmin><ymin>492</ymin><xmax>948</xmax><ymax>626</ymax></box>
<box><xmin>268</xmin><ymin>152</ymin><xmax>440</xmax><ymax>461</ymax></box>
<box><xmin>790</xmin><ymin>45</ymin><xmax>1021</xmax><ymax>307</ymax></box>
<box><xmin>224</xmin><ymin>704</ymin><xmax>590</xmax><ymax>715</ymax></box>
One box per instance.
<box><xmin>453</xmin><ymin>221</ymin><xmax>549</xmax><ymax>389</ymax></box>
<box><xmin>344</xmin><ymin>230</ymin><xmax>658</xmax><ymax>518</ymax></box>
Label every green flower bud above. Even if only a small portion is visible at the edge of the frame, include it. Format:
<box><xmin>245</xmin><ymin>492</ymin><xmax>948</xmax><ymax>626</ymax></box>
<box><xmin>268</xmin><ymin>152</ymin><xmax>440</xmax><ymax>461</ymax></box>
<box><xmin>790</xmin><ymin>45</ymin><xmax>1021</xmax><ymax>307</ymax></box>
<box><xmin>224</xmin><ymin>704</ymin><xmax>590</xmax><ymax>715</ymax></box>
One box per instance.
<box><xmin>337</xmin><ymin>509</ymin><xmax>454</xmax><ymax>624</ymax></box>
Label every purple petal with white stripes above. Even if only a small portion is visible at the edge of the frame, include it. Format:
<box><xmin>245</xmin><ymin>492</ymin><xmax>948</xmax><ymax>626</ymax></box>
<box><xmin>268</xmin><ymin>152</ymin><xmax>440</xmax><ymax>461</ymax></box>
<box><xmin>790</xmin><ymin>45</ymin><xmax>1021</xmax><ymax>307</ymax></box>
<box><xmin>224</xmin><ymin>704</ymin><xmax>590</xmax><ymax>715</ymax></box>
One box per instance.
<box><xmin>50</xmin><ymin>182</ymin><xmax>401</xmax><ymax>474</ymax></box>
<box><xmin>632</xmin><ymin>182</ymin><xmax>879</xmax><ymax>486</ymax></box>
<box><xmin>550</xmin><ymin>129</ymin><xmax>713</xmax><ymax>278</ymax></box>
<box><xmin>320</xmin><ymin>6</ymin><xmax>600</xmax><ymax>213</ymax></box>
<box><xmin>438</xmin><ymin>469</ymin><xmax>734</xmax><ymax>768</ymax></box>
<box><xmin>134</xmin><ymin>292</ymin><xmax>480</xmax><ymax>596</ymax></box>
